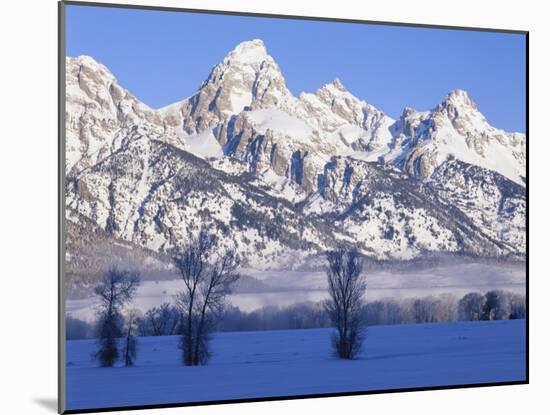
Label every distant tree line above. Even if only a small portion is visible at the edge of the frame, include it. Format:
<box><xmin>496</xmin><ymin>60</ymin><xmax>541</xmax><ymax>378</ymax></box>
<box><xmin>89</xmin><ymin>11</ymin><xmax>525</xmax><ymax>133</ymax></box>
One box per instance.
<box><xmin>222</xmin><ymin>289</ymin><xmax>525</xmax><ymax>329</ymax></box>
<box><xmin>68</xmin><ymin>229</ymin><xmax>526</xmax><ymax>366</ymax></box>
<box><xmin>67</xmin><ymin>289</ymin><xmax>525</xmax><ymax>340</ymax></box>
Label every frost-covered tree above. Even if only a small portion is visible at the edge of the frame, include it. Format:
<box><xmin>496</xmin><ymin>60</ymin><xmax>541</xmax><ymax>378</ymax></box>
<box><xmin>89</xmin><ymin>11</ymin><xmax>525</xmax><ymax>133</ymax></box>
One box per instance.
<box><xmin>93</xmin><ymin>267</ymin><xmax>140</xmax><ymax>367</ymax></box>
<box><xmin>364</xmin><ymin>301</ymin><xmax>403</xmax><ymax>326</ymax></box>
<box><xmin>437</xmin><ymin>294</ymin><xmax>458</xmax><ymax>322</ymax></box>
<box><xmin>458</xmin><ymin>292</ymin><xmax>486</xmax><ymax>321</ymax></box>
<box><xmin>482</xmin><ymin>290</ymin><xmax>510</xmax><ymax>320</ymax></box>
<box><xmin>173</xmin><ymin>228</ymin><xmax>240</xmax><ymax>366</ymax></box>
<box><xmin>123</xmin><ymin>310</ymin><xmax>140</xmax><ymax>367</ymax></box>
<box><xmin>412</xmin><ymin>297</ymin><xmax>439</xmax><ymax>323</ymax></box>
<box><xmin>142</xmin><ymin>303</ymin><xmax>181</xmax><ymax>336</ymax></box>
<box><xmin>324</xmin><ymin>248</ymin><xmax>366</xmax><ymax>359</ymax></box>
<box><xmin>509</xmin><ymin>294</ymin><xmax>526</xmax><ymax>319</ymax></box>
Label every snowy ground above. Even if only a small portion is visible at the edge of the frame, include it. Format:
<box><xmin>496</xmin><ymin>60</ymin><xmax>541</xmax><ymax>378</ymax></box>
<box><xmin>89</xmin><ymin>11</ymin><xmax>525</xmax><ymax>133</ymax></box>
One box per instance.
<box><xmin>67</xmin><ymin>262</ymin><xmax>526</xmax><ymax>319</ymax></box>
<box><xmin>65</xmin><ymin>320</ymin><xmax>526</xmax><ymax>411</ymax></box>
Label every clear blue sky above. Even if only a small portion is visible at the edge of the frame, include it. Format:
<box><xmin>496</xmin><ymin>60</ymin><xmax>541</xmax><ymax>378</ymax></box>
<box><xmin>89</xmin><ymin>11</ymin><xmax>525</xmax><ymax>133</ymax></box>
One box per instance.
<box><xmin>66</xmin><ymin>4</ymin><xmax>526</xmax><ymax>133</ymax></box>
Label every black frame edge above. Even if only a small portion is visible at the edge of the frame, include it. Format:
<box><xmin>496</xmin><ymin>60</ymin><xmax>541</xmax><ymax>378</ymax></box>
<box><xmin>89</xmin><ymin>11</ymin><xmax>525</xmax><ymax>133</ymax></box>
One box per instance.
<box><xmin>58</xmin><ymin>1</ymin><xmax>67</xmax><ymax>414</ymax></box>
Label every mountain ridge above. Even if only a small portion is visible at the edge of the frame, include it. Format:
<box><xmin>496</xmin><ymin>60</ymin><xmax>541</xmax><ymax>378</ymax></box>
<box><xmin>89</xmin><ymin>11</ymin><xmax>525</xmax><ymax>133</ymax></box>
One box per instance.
<box><xmin>66</xmin><ymin>40</ymin><xmax>525</xmax><ymax>186</ymax></box>
<box><xmin>64</xmin><ymin>39</ymin><xmax>526</xmax><ymax>281</ymax></box>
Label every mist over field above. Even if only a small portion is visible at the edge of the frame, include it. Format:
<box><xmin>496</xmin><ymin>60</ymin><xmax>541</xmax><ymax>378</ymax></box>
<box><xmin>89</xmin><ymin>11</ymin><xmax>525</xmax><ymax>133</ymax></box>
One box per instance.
<box><xmin>67</xmin><ymin>259</ymin><xmax>525</xmax><ymax>320</ymax></box>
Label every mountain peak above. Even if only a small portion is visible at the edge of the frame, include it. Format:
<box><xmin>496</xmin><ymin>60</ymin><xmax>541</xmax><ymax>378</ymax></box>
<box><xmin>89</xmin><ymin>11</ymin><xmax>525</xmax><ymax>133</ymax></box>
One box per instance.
<box><xmin>68</xmin><ymin>54</ymin><xmax>98</xmax><ymax>65</ymax></box>
<box><xmin>68</xmin><ymin>55</ymin><xmax>111</xmax><ymax>72</ymax></box>
<box><xmin>225</xmin><ymin>39</ymin><xmax>270</xmax><ymax>65</ymax></box>
<box><xmin>67</xmin><ymin>55</ymin><xmax>118</xmax><ymax>87</ymax></box>
<box><xmin>331</xmin><ymin>78</ymin><xmax>346</xmax><ymax>91</ymax></box>
<box><xmin>315</xmin><ymin>78</ymin><xmax>350</xmax><ymax>99</ymax></box>
<box><xmin>443</xmin><ymin>89</ymin><xmax>477</xmax><ymax>110</ymax></box>
<box><xmin>401</xmin><ymin>107</ymin><xmax>416</xmax><ymax>118</ymax></box>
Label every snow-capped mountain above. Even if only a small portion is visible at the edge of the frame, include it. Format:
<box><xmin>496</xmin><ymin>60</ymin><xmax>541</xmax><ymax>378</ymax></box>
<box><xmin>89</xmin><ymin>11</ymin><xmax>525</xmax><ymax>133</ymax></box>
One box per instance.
<box><xmin>64</xmin><ymin>39</ymin><xmax>526</xmax><ymax>281</ymax></box>
<box><xmin>386</xmin><ymin>90</ymin><xmax>526</xmax><ymax>185</ymax></box>
<box><xmin>65</xmin><ymin>56</ymin><xmax>183</xmax><ymax>174</ymax></box>
<box><xmin>150</xmin><ymin>40</ymin><xmax>394</xmax><ymax>194</ymax></box>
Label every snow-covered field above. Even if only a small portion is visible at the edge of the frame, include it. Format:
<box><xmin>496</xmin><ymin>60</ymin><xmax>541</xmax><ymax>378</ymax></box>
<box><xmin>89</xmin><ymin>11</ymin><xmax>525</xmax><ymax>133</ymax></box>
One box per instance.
<box><xmin>65</xmin><ymin>320</ymin><xmax>526</xmax><ymax>410</ymax></box>
<box><xmin>67</xmin><ymin>262</ymin><xmax>526</xmax><ymax>319</ymax></box>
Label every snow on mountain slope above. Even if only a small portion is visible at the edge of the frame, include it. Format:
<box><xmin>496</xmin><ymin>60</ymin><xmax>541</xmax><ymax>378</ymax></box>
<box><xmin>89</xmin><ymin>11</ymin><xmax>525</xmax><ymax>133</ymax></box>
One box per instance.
<box><xmin>66</xmin><ymin>128</ymin><xmax>340</xmax><ymax>270</ymax></box>
<box><xmin>305</xmin><ymin>156</ymin><xmax>522</xmax><ymax>259</ymax></box>
<box><xmin>156</xmin><ymin>40</ymin><xmax>524</xmax><ymax>192</ymax></box>
<box><xmin>387</xmin><ymin>90</ymin><xmax>526</xmax><ymax>185</ymax></box>
<box><xmin>180</xmin><ymin>129</ymin><xmax>223</xmax><ymax>159</ymax></box>
<box><xmin>65</xmin><ymin>56</ymin><xmax>183</xmax><ymax>174</ymax></box>
<box><xmin>64</xmin><ymin>39</ymin><xmax>526</xmax><ymax>276</ymax></box>
<box><xmin>159</xmin><ymin>39</ymin><xmax>295</xmax><ymax>135</ymax></box>
<box><xmin>67</xmin><ymin>41</ymin><xmax>525</xmax><ymax>190</ymax></box>
<box><xmin>296</xmin><ymin>79</ymin><xmax>395</xmax><ymax>153</ymax></box>
<box><xmin>429</xmin><ymin>158</ymin><xmax>526</xmax><ymax>252</ymax></box>
<box><xmin>66</xmin><ymin>138</ymin><xmax>521</xmax><ymax>270</ymax></box>
<box><xmin>245</xmin><ymin>108</ymin><xmax>314</xmax><ymax>140</ymax></box>
<box><xmin>151</xmin><ymin>41</ymin><xmax>396</xmax><ymax>194</ymax></box>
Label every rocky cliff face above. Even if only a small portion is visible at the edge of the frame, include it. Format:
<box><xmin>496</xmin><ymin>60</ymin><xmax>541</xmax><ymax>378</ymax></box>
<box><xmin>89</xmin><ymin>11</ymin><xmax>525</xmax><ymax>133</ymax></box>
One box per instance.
<box><xmin>66</xmin><ymin>126</ymin><xmax>338</xmax><ymax>270</ymax></box>
<box><xmin>64</xmin><ymin>39</ymin><xmax>526</xmax><ymax>281</ymax></box>
<box><xmin>160</xmin><ymin>40</ymin><xmax>295</xmax><ymax>134</ymax></box>
<box><xmin>65</xmin><ymin>56</ymin><xmax>183</xmax><ymax>175</ymax></box>
<box><xmin>305</xmin><ymin>156</ymin><xmax>523</xmax><ymax>259</ymax></box>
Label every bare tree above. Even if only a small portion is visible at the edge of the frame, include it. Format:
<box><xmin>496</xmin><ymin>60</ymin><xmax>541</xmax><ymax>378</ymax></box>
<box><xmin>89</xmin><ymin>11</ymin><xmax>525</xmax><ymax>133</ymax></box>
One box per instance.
<box><xmin>123</xmin><ymin>310</ymin><xmax>140</xmax><ymax>367</ymax></box>
<box><xmin>324</xmin><ymin>248</ymin><xmax>366</xmax><ymax>359</ymax></box>
<box><xmin>93</xmin><ymin>267</ymin><xmax>140</xmax><ymax>367</ymax></box>
<box><xmin>173</xmin><ymin>228</ymin><xmax>240</xmax><ymax>366</ymax></box>
<box><xmin>143</xmin><ymin>303</ymin><xmax>181</xmax><ymax>336</ymax></box>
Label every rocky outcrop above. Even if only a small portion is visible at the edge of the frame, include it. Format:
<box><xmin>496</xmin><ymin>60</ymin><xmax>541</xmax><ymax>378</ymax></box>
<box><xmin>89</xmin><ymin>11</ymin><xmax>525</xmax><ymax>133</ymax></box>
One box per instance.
<box><xmin>65</xmin><ymin>56</ymin><xmax>182</xmax><ymax>175</ymax></box>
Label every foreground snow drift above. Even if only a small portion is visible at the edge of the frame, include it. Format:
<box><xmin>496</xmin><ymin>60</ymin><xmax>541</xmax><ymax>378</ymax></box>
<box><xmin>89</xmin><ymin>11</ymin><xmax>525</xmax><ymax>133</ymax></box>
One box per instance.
<box><xmin>66</xmin><ymin>320</ymin><xmax>526</xmax><ymax>410</ymax></box>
